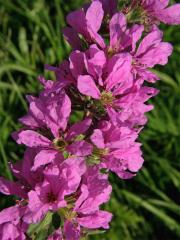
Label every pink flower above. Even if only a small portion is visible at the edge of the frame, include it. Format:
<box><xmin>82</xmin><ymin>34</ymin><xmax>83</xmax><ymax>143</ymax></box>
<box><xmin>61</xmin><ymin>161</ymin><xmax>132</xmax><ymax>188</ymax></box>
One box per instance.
<box><xmin>12</xmin><ymin>89</ymin><xmax>93</xmax><ymax>170</ymax></box>
<box><xmin>108</xmin><ymin>13</ymin><xmax>173</xmax><ymax>82</ymax></box>
<box><xmin>90</xmin><ymin>121</ymin><xmax>144</xmax><ymax>178</ymax></box>
<box><xmin>140</xmin><ymin>0</ymin><xmax>180</xmax><ymax>25</ymax></box>
<box><xmin>24</xmin><ymin>157</ymin><xmax>86</xmax><ymax>224</ymax></box>
<box><xmin>74</xmin><ymin>166</ymin><xmax>112</xmax><ymax>214</ymax></box>
<box><xmin>65</xmin><ymin>1</ymin><xmax>105</xmax><ymax>49</ymax></box>
<box><xmin>62</xmin><ymin>167</ymin><xmax>112</xmax><ymax>239</ymax></box>
<box><xmin>0</xmin><ymin>205</ymin><xmax>28</xmax><ymax>240</ymax></box>
<box><xmin>108</xmin><ymin>86</ymin><xmax>159</xmax><ymax>127</ymax></box>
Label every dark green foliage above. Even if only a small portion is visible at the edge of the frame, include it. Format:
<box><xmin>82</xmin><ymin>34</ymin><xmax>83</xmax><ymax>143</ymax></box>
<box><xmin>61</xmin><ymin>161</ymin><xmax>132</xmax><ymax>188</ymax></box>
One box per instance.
<box><xmin>0</xmin><ymin>0</ymin><xmax>180</xmax><ymax>239</ymax></box>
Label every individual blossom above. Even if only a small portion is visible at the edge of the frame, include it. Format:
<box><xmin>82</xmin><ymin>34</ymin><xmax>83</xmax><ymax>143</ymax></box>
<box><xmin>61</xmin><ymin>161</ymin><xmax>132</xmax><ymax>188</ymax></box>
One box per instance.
<box><xmin>90</xmin><ymin>121</ymin><xmax>144</xmax><ymax>178</ymax></box>
<box><xmin>61</xmin><ymin>166</ymin><xmax>112</xmax><ymax>239</ymax></box>
<box><xmin>64</xmin><ymin>1</ymin><xmax>105</xmax><ymax>49</ymax></box>
<box><xmin>108</xmin><ymin>13</ymin><xmax>173</xmax><ymax>82</ymax></box>
<box><xmin>139</xmin><ymin>0</ymin><xmax>180</xmax><ymax>25</ymax></box>
<box><xmin>107</xmin><ymin>85</ymin><xmax>158</xmax><ymax>128</ymax></box>
<box><xmin>0</xmin><ymin>205</ymin><xmax>28</xmax><ymax>240</ymax></box>
<box><xmin>12</xmin><ymin>87</ymin><xmax>93</xmax><ymax>170</ymax></box>
<box><xmin>24</xmin><ymin>156</ymin><xmax>86</xmax><ymax>224</ymax></box>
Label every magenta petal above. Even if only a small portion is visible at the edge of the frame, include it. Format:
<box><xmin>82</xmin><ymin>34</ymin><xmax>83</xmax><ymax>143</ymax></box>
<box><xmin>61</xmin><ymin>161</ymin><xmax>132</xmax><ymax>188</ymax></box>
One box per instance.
<box><xmin>77</xmin><ymin>75</ymin><xmax>101</xmax><ymax>99</ymax></box>
<box><xmin>66</xmin><ymin>118</ymin><xmax>92</xmax><ymax>141</ymax></box>
<box><xmin>158</xmin><ymin>4</ymin><xmax>180</xmax><ymax>25</ymax></box>
<box><xmin>63</xmin><ymin>27</ymin><xmax>81</xmax><ymax>50</ymax></box>
<box><xmin>105</xmin><ymin>53</ymin><xmax>133</xmax><ymax>93</ymax></box>
<box><xmin>0</xmin><ymin>206</ymin><xmax>20</xmax><ymax>224</ymax></box>
<box><xmin>74</xmin><ymin>185</ymin><xmax>89</xmax><ymax>211</ymax></box>
<box><xmin>137</xmin><ymin>42</ymin><xmax>173</xmax><ymax>67</ymax></box>
<box><xmin>77</xmin><ymin>210</ymin><xmax>112</xmax><ymax>229</ymax></box>
<box><xmin>67</xmin><ymin>141</ymin><xmax>93</xmax><ymax>156</ymax></box>
<box><xmin>91</xmin><ymin>129</ymin><xmax>105</xmax><ymax>149</ymax></box>
<box><xmin>64</xmin><ymin>221</ymin><xmax>80</xmax><ymax>240</ymax></box>
<box><xmin>69</xmin><ymin>51</ymin><xmax>85</xmax><ymax>78</ymax></box>
<box><xmin>85</xmin><ymin>44</ymin><xmax>106</xmax><ymax>79</ymax></box>
<box><xmin>66</xmin><ymin>9</ymin><xmax>87</xmax><ymax>36</ymax></box>
<box><xmin>129</xmin><ymin>24</ymin><xmax>144</xmax><ymax>53</ymax></box>
<box><xmin>25</xmin><ymin>191</ymin><xmax>48</xmax><ymax>223</ymax></box>
<box><xmin>0</xmin><ymin>178</ymin><xmax>27</xmax><ymax>198</ymax></box>
<box><xmin>12</xmin><ymin>130</ymin><xmax>51</xmax><ymax>147</ymax></box>
<box><xmin>48</xmin><ymin>229</ymin><xmax>63</xmax><ymax>240</ymax></box>
<box><xmin>86</xmin><ymin>1</ymin><xmax>104</xmax><ymax>33</ymax></box>
<box><xmin>45</xmin><ymin>93</ymin><xmax>71</xmax><ymax>136</ymax></box>
<box><xmin>110</xmin><ymin>12</ymin><xmax>127</xmax><ymax>48</ymax></box>
<box><xmin>19</xmin><ymin>114</ymin><xmax>39</xmax><ymax>128</ymax></box>
<box><xmin>126</xmin><ymin>145</ymin><xmax>144</xmax><ymax>172</ymax></box>
<box><xmin>32</xmin><ymin>150</ymin><xmax>58</xmax><ymax>171</ymax></box>
<box><xmin>95</xmin><ymin>0</ymin><xmax>118</xmax><ymax>16</ymax></box>
<box><xmin>135</xmin><ymin>28</ymin><xmax>163</xmax><ymax>57</ymax></box>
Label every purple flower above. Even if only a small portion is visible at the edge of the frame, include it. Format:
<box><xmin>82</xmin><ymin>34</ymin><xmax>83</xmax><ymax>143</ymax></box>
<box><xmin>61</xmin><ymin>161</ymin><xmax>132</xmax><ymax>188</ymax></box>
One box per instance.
<box><xmin>62</xmin><ymin>167</ymin><xmax>112</xmax><ymax>238</ymax></box>
<box><xmin>108</xmin><ymin>13</ymin><xmax>173</xmax><ymax>82</ymax></box>
<box><xmin>1</xmin><ymin>0</ymin><xmax>178</xmax><ymax>238</ymax></box>
<box><xmin>108</xmin><ymin>85</ymin><xmax>159</xmax><ymax>127</ymax></box>
<box><xmin>65</xmin><ymin>1</ymin><xmax>105</xmax><ymax>49</ymax></box>
<box><xmin>77</xmin><ymin>52</ymin><xmax>133</xmax><ymax>114</ymax></box>
<box><xmin>12</xmin><ymin>89</ymin><xmax>93</xmax><ymax>170</ymax></box>
<box><xmin>0</xmin><ymin>205</ymin><xmax>28</xmax><ymax>240</ymax></box>
<box><xmin>24</xmin><ymin>157</ymin><xmax>86</xmax><ymax>224</ymax></box>
<box><xmin>90</xmin><ymin>121</ymin><xmax>144</xmax><ymax>178</ymax></box>
<box><xmin>140</xmin><ymin>0</ymin><xmax>180</xmax><ymax>25</ymax></box>
<box><xmin>74</xmin><ymin>166</ymin><xmax>112</xmax><ymax>214</ymax></box>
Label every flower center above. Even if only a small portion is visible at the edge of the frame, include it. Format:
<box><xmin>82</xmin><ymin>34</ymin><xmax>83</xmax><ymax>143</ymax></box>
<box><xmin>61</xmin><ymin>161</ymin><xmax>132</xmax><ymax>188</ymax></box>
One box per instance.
<box><xmin>46</xmin><ymin>192</ymin><xmax>57</xmax><ymax>203</ymax></box>
<box><xmin>87</xmin><ymin>147</ymin><xmax>109</xmax><ymax>166</ymax></box>
<box><xmin>101</xmin><ymin>91</ymin><xmax>114</xmax><ymax>106</ymax></box>
<box><xmin>53</xmin><ymin>138</ymin><xmax>67</xmax><ymax>150</ymax></box>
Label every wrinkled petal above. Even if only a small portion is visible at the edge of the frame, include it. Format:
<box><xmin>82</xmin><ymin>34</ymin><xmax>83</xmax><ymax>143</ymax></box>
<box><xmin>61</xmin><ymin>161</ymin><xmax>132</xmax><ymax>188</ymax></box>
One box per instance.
<box><xmin>135</xmin><ymin>28</ymin><xmax>163</xmax><ymax>57</ymax></box>
<box><xmin>48</xmin><ymin>229</ymin><xmax>63</xmax><ymax>240</ymax></box>
<box><xmin>105</xmin><ymin>53</ymin><xmax>133</xmax><ymax>93</ymax></box>
<box><xmin>137</xmin><ymin>42</ymin><xmax>173</xmax><ymax>67</ymax></box>
<box><xmin>66</xmin><ymin>118</ymin><xmax>92</xmax><ymax>141</ymax></box>
<box><xmin>158</xmin><ymin>4</ymin><xmax>180</xmax><ymax>25</ymax></box>
<box><xmin>69</xmin><ymin>51</ymin><xmax>85</xmax><ymax>78</ymax></box>
<box><xmin>128</xmin><ymin>24</ymin><xmax>144</xmax><ymax>53</ymax></box>
<box><xmin>85</xmin><ymin>45</ymin><xmax>106</xmax><ymax>80</ymax></box>
<box><xmin>32</xmin><ymin>150</ymin><xmax>58</xmax><ymax>171</ymax></box>
<box><xmin>77</xmin><ymin>75</ymin><xmax>101</xmax><ymax>99</ymax></box>
<box><xmin>77</xmin><ymin>210</ymin><xmax>112</xmax><ymax>229</ymax></box>
<box><xmin>90</xmin><ymin>129</ymin><xmax>105</xmax><ymax>149</ymax></box>
<box><xmin>12</xmin><ymin>130</ymin><xmax>51</xmax><ymax>148</ymax></box>
<box><xmin>63</xmin><ymin>27</ymin><xmax>81</xmax><ymax>50</ymax></box>
<box><xmin>94</xmin><ymin>0</ymin><xmax>117</xmax><ymax>16</ymax></box>
<box><xmin>67</xmin><ymin>141</ymin><xmax>93</xmax><ymax>156</ymax></box>
<box><xmin>64</xmin><ymin>221</ymin><xmax>80</xmax><ymax>240</ymax></box>
<box><xmin>110</xmin><ymin>13</ymin><xmax>127</xmax><ymax>49</ymax></box>
<box><xmin>67</xmin><ymin>9</ymin><xmax>87</xmax><ymax>36</ymax></box>
<box><xmin>86</xmin><ymin>1</ymin><xmax>104</xmax><ymax>33</ymax></box>
<box><xmin>0</xmin><ymin>178</ymin><xmax>27</xmax><ymax>198</ymax></box>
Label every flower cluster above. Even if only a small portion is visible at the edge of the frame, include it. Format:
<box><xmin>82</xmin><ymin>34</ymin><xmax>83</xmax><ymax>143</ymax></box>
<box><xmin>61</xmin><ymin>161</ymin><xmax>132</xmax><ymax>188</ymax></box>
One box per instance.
<box><xmin>0</xmin><ymin>0</ymin><xmax>179</xmax><ymax>239</ymax></box>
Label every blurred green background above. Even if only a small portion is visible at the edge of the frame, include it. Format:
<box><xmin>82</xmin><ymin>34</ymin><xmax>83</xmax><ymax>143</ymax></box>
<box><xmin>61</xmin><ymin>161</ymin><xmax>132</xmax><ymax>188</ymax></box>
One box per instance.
<box><xmin>0</xmin><ymin>0</ymin><xmax>180</xmax><ymax>239</ymax></box>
